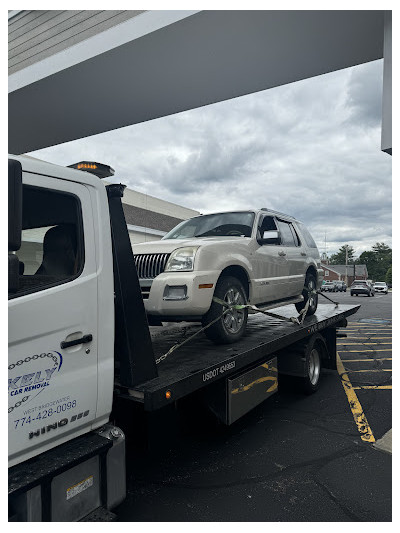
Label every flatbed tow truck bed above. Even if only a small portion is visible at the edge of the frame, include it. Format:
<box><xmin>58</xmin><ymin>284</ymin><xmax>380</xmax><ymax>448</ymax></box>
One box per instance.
<box><xmin>118</xmin><ymin>304</ymin><xmax>360</xmax><ymax>412</ymax></box>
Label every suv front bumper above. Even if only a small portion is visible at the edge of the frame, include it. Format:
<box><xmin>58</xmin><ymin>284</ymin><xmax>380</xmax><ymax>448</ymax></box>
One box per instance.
<box><xmin>142</xmin><ymin>270</ymin><xmax>221</xmax><ymax>318</ymax></box>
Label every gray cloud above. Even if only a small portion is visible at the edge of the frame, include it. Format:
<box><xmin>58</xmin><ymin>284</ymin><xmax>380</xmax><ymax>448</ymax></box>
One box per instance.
<box><xmin>29</xmin><ymin>59</ymin><xmax>391</xmax><ymax>258</ymax></box>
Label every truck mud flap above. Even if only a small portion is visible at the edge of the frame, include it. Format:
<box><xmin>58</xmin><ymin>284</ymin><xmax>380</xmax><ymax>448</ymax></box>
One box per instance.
<box><xmin>204</xmin><ymin>357</ymin><xmax>278</xmax><ymax>425</ymax></box>
<box><xmin>8</xmin><ymin>424</ymin><xmax>125</xmax><ymax>522</ymax></box>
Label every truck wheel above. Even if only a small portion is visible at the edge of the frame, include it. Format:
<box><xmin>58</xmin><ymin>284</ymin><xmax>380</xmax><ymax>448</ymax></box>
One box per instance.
<box><xmin>295</xmin><ymin>272</ymin><xmax>318</xmax><ymax>316</ymax></box>
<box><xmin>300</xmin><ymin>339</ymin><xmax>322</xmax><ymax>394</ymax></box>
<box><xmin>203</xmin><ymin>276</ymin><xmax>248</xmax><ymax>344</ymax></box>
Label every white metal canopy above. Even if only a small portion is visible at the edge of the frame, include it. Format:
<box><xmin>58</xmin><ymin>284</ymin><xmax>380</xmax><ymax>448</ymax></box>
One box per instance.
<box><xmin>8</xmin><ymin>10</ymin><xmax>390</xmax><ymax>155</ymax></box>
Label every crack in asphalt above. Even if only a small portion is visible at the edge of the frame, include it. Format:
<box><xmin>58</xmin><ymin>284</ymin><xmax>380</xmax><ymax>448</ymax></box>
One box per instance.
<box><xmin>133</xmin><ymin>444</ymin><xmax>364</xmax><ymax>491</ymax></box>
<box><xmin>312</xmin><ymin>476</ymin><xmax>366</xmax><ymax>522</ymax></box>
<box><xmin>128</xmin><ymin>444</ymin><xmax>373</xmax><ymax>521</ymax></box>
<box><xmin>274</xmin><ymin>416</ymin><xmax>360</xmax><ymax>439</ymax></box>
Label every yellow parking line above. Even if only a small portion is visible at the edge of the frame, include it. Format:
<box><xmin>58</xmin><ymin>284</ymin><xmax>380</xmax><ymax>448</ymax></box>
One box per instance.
<box><xmin>353</xmin><ymin>386</ymin><xmax>392</xmax><ymax>390</ymax></box>
<box><xmin>336</xmin><ymin>353</ymin><xmax>375</xmax><ymax>443</ymax></box>
<box><xmin>340</xmin><ymin>333</ymin><xmax>391</xmax><ymax>339</ymax></box>
<box><xmin>346</xmin><ymin>325</ymin><xmax>391</xmax><ymax>328</ymax></box>
<box><xmin>346</xmin><ymin>324</ymin><xmax>391</xmax><ymax>327</ymax></box>
<box><xmin>341</xmin><ymin>358</ymin><xmax>392</xmax><ymax>362</ymax></box>
<box><xmin>346</xmin><ymin>369</ymin><xmax>392</xmax><ymax>372</ymax></box>
<box><xmin>338</xmin><ymin>349</ymin><xmax>391</xmax><ymax>353</ymax></box>
<box><xmin>337</xmin><ymin>343</ymin><xmax>391</xmax><ymax>345</ymax></box>
<box><xmin>345</xmin><ymin>328</ymin><xmax>392</xmax><ymax>331</ymax></box>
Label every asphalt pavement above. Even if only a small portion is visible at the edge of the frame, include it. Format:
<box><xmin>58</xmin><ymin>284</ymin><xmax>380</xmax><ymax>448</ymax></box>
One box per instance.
<box><xmin>115</xmin><ymin>292</ymin><xmax>392</xmax><ymax>522</ymax></box>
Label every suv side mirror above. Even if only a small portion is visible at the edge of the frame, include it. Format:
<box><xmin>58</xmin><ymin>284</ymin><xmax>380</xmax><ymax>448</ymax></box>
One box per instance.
<box><xmin>258</xmin><ymin>230</ymin><xmax>281</xmax><ymax>245</ymax></box>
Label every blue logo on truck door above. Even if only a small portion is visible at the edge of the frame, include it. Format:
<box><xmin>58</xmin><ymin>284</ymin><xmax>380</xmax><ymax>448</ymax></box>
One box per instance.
<box><xmin>8</xmin><ymin>351</ymin><xmax>62</xmax><ymax>413</ymax></box>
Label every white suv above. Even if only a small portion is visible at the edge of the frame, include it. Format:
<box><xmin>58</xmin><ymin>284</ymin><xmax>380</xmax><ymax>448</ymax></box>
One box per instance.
<box><xmin>132</xmin><ymin>209</ymin><xmax>323</xmax><ymax>344</ymax></box>
<box><xmin>373</xmin><ymin>282</ymin><xmax>388</xmax><ymax>294</ymax></box>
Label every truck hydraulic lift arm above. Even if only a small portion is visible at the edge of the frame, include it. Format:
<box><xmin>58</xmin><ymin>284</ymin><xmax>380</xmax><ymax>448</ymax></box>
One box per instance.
<box><xmin>106</xmin><ymin>184</ymin><xmax>158</xmax><ymax>387</ymax></box>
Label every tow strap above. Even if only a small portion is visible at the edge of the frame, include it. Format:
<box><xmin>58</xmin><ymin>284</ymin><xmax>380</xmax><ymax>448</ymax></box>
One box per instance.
<box><xmin>156</xmin><ymin>289</ymin><xmax>337</xmax><ymax>365</ymax></box>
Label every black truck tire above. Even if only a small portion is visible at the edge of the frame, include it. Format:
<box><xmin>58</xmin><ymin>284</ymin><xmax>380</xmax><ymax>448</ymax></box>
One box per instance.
<box><xmin>203</xmin><ymin>276</ymin><xmax>248</xmax><ymax>345</ymax></box>
<box><xmin>299</xmin><ymin>335</ymin><xmax>323</xmax><ymax>394</ymax></box>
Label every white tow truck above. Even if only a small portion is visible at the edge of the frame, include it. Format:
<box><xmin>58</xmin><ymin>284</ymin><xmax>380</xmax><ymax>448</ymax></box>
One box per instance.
<box><xmin>8</xmin><ymin>155</ymin><xmax>360</xmax><ymax>521</ymax></box>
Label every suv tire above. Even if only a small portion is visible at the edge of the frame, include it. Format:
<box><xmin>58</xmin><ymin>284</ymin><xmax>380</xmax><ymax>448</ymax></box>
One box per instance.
<box><xmin>203</xmin><ymin>276</ymin><xmax>248</xmax><ymax>345</ymax></box>
<box><xmin>295</xmin><ymin>272</ymin><xmax>318</xmax><ymax>316</ymax></box>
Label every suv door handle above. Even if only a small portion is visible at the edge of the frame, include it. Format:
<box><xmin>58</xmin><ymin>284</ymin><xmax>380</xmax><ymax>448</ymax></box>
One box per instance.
<box><xmin>300</xmin><ymin>252</ymin><xmax>307</xmax><ymax>256</ymax></box>
<box><xmin>60</xmin><ymin>334</ymin><xmax>93</xmax><ymax>349</ymax></box>
<box><xmin>278</xmin><ymin>251</ymin><xmax>286</xmax><ymax>257</ymax></box>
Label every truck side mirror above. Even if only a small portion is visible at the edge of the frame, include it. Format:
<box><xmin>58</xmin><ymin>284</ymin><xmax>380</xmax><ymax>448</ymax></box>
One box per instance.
<box><xmin>8</xmin><ymin>159</ymin><xmax>22</xmax><ymax>252</ymax></box>
<box><xmin>8</xmin><ymin>253</ymin><xmax>19</xmax><ymax>294</ymax></box>
<box><xmin>257</xmin><ymin>230</ymin><xmax>281</xmax><ymax>245</ymax></box>
<box><xmin>8</xmin><ymin>159</ymin><xmax>22</xmax><ymax>295</ymax></box>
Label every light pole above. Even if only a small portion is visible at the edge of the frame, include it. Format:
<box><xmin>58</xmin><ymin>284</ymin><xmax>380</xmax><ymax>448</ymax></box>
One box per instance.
<box><xmin>345</xmin><ymin>245</ymin><xmax>348</xmax><ymax>286</ymax></box>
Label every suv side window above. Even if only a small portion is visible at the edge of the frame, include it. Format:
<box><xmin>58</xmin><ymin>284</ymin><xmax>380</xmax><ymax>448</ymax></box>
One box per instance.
<box><xmin>276</xmin><ymin>219</ymin><xmax>296</xmax><ymax>247</ymax></box>
<box><xmin>297</xmin><ymin>222</ymin><xmax>317</xmax><ymax>248</ymax></box>
<box><xmin>10</xmin><ymin>185</ymin><xmax>84</xmax><ymax>299</ymax></box>
<box><xmin>290</xmin><ymin>224</ymin><xmax>301</xmax><ymax>246</ymax></box>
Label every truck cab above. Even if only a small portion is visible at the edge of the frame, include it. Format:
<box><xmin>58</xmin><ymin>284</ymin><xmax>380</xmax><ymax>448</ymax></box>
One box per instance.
<box><xmin>8</xmin><ymin>155</ymin><xmax>115</xmax><ymax>466</ymax></box>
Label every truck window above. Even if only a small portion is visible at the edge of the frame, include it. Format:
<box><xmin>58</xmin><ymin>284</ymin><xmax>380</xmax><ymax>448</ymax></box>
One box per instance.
<box><xmin>10</xmin><ymin>185</ymin><xmax>84</xmax><ymax>298</ymax></box>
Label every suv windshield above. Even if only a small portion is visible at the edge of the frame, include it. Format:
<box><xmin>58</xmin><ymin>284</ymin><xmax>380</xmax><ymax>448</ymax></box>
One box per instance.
<box><xmin>374</xmin><ymin>283</ymin><xmax>386</xmax><ymax>286</ymax></box>
<box><xmin>352</xmin><ymin>281</ymin><xmax>367</xmax><ymax>285</ymax></box>
<box><xmin>163</xmin><ymin>212</ymin><xmax>255</xmax><ymax>240</ymax></box>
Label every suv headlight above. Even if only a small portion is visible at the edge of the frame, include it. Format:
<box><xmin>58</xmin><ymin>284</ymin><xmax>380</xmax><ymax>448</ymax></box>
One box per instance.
<box><xmin>165</xmin><ymin>247</ymin><xmax>199</xmax><ymax>272</ymax></box>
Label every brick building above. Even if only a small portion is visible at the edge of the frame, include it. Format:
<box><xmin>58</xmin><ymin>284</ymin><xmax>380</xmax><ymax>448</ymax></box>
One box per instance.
<box><xmin>322</xmin><ymin>264</ymin><xmax>368</xmax><ymax>286</ymax></box>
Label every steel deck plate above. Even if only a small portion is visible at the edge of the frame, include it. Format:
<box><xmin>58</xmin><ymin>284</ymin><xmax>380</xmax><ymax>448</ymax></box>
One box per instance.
<box><xmin>121</xmin><ymin>304</ymin><xmax>360</xmax><ymax>410</ymax></box>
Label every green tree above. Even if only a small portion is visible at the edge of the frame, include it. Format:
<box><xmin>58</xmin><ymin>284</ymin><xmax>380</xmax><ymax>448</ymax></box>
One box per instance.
<box><xmin>385</xmin><ymin>267</ymin><xmax>392</xmax><ymax>286</ymax></box>
<box><xmin>330</xmin><ymin>245</ymin><xmax>356</xmax><ymax>265</ymax></box>
<box><xmin>372</xmin><ymin>243</ymin><xmax>391</xmax><ymax>254</ymax></box>
<box><xmin>359</xmin><ymin>242</ymin><xmax>392</xmax><ymax>282</ymax></box>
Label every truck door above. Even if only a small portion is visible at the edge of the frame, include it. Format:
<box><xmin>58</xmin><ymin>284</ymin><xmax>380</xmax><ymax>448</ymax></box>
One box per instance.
<box><xmin>8</xmin><ymin>171</ymin><xmax>100</xmax><ymax>467</ymax></box>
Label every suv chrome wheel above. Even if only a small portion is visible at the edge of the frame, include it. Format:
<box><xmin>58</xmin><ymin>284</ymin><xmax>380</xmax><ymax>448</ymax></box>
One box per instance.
<box><xmin>203</xmin><ymin>276</ymin><xmax>248</xmax><ymax>344</ymax></box>
<box><xmin>307</xmin><ymin>277</ymin><xmax>317</xmax><ymax>311</ymax></box>
<box><xmin>295</xmin><ymin>272</ymin><xmax>318</xmax><ymax>316</ymax></box>
<box><xmin>222</xmin><ymin>287</ymin><xmax>246</xmax><ymax>334</ymax></box>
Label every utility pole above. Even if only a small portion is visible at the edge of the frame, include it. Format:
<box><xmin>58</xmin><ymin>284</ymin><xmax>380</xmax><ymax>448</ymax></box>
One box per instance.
<box><xmin>345</xmin><ymin>245</ymin><xmax>348</xmax><ymax>286</ymax></box>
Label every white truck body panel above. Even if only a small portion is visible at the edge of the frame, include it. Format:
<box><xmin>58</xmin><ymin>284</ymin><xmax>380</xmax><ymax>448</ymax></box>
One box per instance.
<box><xmin>8</xmin><ymin>155</ymin><xmax>115</xmax><ymax>468</ymax></box>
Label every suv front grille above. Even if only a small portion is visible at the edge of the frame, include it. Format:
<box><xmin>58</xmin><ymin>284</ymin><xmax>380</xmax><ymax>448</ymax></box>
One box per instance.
<box><xmin>134</xmin><ymin>253</ymin><xmax>170</xmax><ymax>280</ymax></box>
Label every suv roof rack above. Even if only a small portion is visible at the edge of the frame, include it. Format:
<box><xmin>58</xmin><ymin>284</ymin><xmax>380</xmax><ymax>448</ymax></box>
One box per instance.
<box><xmin>260</xmin><ymin>208</ymin><xmax>297</xmax><ymax>220</ymax></box>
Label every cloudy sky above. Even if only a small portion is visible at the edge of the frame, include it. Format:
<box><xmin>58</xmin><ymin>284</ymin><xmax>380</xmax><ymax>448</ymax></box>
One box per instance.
<box><xmin>29</xmin><ymin>58</ymin><xmax>392</xmax><ymax>258</ymax></box>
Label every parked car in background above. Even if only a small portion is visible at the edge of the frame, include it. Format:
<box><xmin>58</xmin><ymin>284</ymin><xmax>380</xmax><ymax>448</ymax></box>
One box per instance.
<box><xmin>350</xmin><ymin>280</ymin><xmax>375</xmax><ymax>297</ymax></box>
<box><xmin>132</xmin><ymin>208</ymin><xmax>323</xmax><ymax>344</ymax></box>
<box><xmin>322</xmin><ymin>281</ymin><xmax>337</xmax><ymax>292</ymax></box>
<box><xmin>373</xmin><ymin>282</ymin><xmax>388</xmax><ymax>294</ymax></box>
<box><xmin>333</xmin><ymin>280</ymin><xmax>347</xmax><ymax>292</ymax></box>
